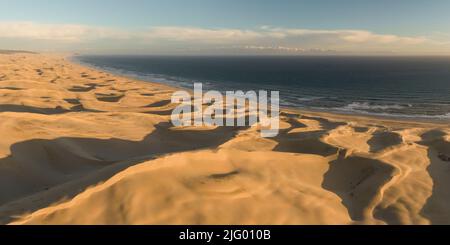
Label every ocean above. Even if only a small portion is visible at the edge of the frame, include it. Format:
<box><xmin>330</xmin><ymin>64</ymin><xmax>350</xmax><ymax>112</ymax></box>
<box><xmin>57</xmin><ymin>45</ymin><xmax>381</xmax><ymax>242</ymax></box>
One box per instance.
<box><xmin>74</xmin><ymin>55</ymin><xmax>450</xmax><ymax>120</ymax></box>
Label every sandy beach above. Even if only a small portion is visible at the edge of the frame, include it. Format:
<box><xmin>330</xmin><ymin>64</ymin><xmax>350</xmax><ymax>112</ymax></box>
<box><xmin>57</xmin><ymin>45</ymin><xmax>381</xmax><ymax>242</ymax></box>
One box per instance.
<box><xmin>0</xmin><ymin>52</ymin><xmax>449</xmax><ymax>225</ymax></box>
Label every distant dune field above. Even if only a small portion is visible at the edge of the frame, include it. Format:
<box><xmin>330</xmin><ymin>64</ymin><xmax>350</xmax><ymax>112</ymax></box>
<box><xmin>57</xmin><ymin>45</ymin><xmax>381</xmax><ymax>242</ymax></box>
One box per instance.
<box><xmin>0</xmin><ymin>50</ymin><xmax>36</xmax><ymax>54</ymax></box>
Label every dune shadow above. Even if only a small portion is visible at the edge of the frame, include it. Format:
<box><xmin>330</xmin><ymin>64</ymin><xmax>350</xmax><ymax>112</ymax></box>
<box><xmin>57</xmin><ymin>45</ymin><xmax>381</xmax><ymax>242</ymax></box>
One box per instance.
<box><xmin>49</xmin><ymin>76</ymin><xmax>60</xmax><ymax>84</ymax></box>
<box><xmin>301</xmin><ymin>115</ymin><xmax>347</xmax><ymax>130</ymax></box>
<box><xmin>0</xmin><ymin>121</ymin><xmax>242</xmax><ymax>224</ymax></box>
<box><xmin>418</xmin><ymin>130</ymin><xmax>450</xmax><ymax>224</ymax></box>
<box><xmin>367</xmin><ymin>131</ymin><xmax>403</xmax><ymax>153</ymax></box>
<box><xmin>208</xmin><ymin>170</ymin><xmax>240</xmax><ymax>180</ymax></box>
<box><xmin>143</xmin><ymin>109</ymin><xmax>175</xmax><ymax>116</ymax></box>
<box><xmin>280</xmin><ymin>112</ymin><xmax>300</xmax><ymax>118</ymax></box>
<box><xmin>68</xmin><ymin>85</ymin><xmax>96</xmax><ymax>92</ymax></box>
<box><xmin>322</xmin><ymin>155</ymin><xmax>397</xmax><ymax>221</ymax></box>
<box><xmin>0</xmin><ymin>87</ymin><xmax>24</xmax><ymax>91</ymax></box>
<box><xmin>285</xmin><ymin>117</ymin><xmax>308</xmax><ymax>129</ymax></box>
<box><xmin>0</xmin><ymin>104</ymin><xmax>69</xmax><ymax>115</ymax></box>
<box><xmin>69</xmin><ymin>104</ymin><xmax>104</xmax><ymax>113</ymax></box>
<box><xmin>87</xmin><ymin>83</ymin><xmax>109</xmax><ymax>88</ymax></box>
<box><xmin>64</xmin><ymin>99</ymin><xmax>81</xmax><ymax>105</ymax></box>
<box><xmin>273</xmin><ymin>130</ymin><xmax>339</xmax><ymax>157</ymax></box>
<box><xmin>354</xmin><ymin>127</ymin><xmax>369</xmax><ymax>133</ymax></box>
<box><xmin>95</xmin><ymin>93</ymin><xmax>124</xmax><ymax>103</ymax></box>
<box><xmin>144</xmin><ymin>100</ymin><xmax>172</xmax><ymax>108</ymax></box>
<box><xmin>272</xmin><ymin>116</ymin><xmax>339</xmax><ymax>157</ymax></box>
<box><xmin>0</xmin><ymin>104</ymin><xmax>104</xmax><ymax>114</ymax></box>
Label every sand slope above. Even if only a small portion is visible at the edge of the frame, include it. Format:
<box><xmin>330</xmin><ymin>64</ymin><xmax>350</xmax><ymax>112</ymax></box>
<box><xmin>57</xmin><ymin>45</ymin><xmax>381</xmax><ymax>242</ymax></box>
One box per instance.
<box><xmin>0</xmin><ymin>53</ymin><xmax>449</xmax><ymax>225</ymax></box>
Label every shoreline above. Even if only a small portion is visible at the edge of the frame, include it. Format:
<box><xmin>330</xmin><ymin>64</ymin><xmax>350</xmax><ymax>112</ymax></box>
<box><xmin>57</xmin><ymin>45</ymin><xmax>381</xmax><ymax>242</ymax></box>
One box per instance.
<box><xmin>69</xmin><ymin>54</ymin><xmax>449</xmax><ymax>128</ymax></box>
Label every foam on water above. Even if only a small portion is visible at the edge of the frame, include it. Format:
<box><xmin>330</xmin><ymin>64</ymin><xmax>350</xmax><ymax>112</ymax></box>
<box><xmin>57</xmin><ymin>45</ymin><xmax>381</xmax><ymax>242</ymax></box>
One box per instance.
<box><xmin>73</xmin><ymin>55</ymin><xmax>450</xmax><ymax>120</ymax></box>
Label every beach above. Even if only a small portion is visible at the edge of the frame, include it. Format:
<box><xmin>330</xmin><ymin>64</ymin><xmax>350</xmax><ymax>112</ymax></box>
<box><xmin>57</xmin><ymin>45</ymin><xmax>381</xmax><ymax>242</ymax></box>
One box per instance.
<box><xmin>0</xmin><ymin>52</ymin><xmax>449</xmax><ymax>225</ymax></box>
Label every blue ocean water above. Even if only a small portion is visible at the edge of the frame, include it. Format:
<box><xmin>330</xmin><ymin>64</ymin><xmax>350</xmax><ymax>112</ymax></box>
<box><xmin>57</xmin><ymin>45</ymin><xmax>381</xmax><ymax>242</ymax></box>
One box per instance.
<box><xmin>75</xmin><ymin>55</ymin><xmax>450</xmax><ymax>120</ymax></box>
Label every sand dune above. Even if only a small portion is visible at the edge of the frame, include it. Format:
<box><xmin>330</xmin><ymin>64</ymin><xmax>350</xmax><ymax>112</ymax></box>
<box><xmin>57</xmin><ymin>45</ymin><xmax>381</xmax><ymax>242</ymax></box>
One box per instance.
<box><xmin>0</xmin><ymin>53</ymin><xmax>449</xmax><ymax>224</ymax></box>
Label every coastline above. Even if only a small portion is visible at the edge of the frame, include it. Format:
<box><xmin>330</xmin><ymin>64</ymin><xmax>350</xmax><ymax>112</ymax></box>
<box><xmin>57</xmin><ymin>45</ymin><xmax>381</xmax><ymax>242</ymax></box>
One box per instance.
<box><xmin>0</xmin><ymin>52</ymin><xmax>449</xmax><ymax>225</ymax></box>
<box><xmin>70</xmin><ymin>54</ymin><xmax>449</xmax><ymax>127</ymax></box>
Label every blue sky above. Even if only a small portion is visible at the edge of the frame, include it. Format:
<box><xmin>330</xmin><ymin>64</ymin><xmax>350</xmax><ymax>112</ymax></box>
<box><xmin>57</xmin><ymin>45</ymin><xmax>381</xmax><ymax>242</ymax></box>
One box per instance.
<box><xmin>1</xmin><ymin>0</ymin><xmax>450</xmax><ymax>54</ymax></box>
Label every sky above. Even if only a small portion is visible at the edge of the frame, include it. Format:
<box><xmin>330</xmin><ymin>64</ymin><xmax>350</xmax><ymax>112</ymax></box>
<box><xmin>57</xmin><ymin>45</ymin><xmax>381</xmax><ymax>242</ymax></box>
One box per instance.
<box><xmin>1</xmin><ymin>0</ymin><xmax>450</xmax><ymax>55</ymax></box>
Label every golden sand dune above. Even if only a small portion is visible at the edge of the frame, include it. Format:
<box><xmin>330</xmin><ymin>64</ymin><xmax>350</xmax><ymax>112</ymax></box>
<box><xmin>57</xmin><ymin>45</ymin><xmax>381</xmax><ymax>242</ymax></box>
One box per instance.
<box><xmin>0</xmin><ymin>53</ymin><xmax>449</xmax><ymax>225</ymax></box>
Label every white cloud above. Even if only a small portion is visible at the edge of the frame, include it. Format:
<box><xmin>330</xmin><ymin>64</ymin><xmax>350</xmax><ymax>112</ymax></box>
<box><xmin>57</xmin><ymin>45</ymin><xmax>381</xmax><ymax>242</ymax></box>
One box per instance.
<box><xmin>240</xmin><ymin>45</ymin><xmax>335</xmax><ymax>53</ymax></box>
<box><xmin>0</xmin><ymin>21</ymin><xmax>446</xmax><ymax>53</ymax></box>
<box><xmin>0</xmin><ymin>21</ymin><xmax>129</xmax><ymax>42</ymax></box>
<box><xmin>0</xmin><ymin>22</ymin><xmax>428</xmax><ymax>44</ymax></box>
<box><xmin>261</xmin><ymin>27</ymin><xmax>427</xmax><ymax>45</ymax></box>
<box><xmin>145</xmin><ymin>26</ymin><xmax>266</xmax><ymax>43</ymax></box>
<box><xmin>338</xmin><ymin>30</ymin><xmax>426</xmax><ymax>44</ymax></box>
